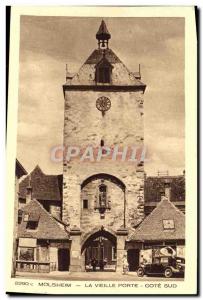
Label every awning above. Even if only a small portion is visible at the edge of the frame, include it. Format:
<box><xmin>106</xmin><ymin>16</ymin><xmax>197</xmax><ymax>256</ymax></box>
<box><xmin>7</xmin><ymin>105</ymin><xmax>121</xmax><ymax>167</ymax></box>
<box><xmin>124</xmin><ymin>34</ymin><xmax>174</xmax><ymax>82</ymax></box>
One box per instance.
<box><xmin>19</xmin><ymin>238</ymin><xmax>37</xmax><ymax>247</ymax></box>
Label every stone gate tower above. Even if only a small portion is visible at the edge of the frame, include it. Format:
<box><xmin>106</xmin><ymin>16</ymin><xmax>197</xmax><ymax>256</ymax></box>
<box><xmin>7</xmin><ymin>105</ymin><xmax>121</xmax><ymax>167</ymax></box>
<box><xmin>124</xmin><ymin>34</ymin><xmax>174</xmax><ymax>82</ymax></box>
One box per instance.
<box><xmin>62</xmin><ymin>20</ymin><xmax>146</xmax><ymax>272</ymax></box>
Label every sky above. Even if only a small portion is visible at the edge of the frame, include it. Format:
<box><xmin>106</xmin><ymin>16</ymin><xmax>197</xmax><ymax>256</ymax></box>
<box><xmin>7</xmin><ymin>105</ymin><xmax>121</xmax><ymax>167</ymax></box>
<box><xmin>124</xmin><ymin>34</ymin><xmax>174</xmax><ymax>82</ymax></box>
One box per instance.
<box><xmin>17</xmin><ymin>16</ymin><xmax>185</xmax><ymax>176</ymax></box>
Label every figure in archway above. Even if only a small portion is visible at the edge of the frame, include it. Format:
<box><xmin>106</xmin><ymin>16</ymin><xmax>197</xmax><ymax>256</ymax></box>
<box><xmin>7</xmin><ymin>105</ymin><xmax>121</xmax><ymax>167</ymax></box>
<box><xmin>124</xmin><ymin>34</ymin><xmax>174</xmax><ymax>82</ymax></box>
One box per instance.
<box><xmin>81</xmin><ymin>228</ymin><xmax>117</xmax><ymax>272</ymax></box>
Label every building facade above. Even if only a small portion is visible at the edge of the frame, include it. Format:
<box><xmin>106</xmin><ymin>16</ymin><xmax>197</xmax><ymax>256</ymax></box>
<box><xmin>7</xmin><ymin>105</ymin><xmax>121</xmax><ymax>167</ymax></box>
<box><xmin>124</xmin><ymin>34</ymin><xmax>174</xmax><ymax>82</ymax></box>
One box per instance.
<box><xmin>17</xmin><ymin>198</ymin><xmax>70</xmax><ymax>273</ymax></box>
<box><xmin>128</xmin><ymin>190</ymin><xmax>185</xmax><ymax>270</ymax></box>
<box><xmin>62</xmin><ymin>20</ymin><xmax>146</xmax><ymax>272</ymax></box>
<box><xmin>16</xmin><ymin>21</ymin><xmax>185</xmax><ymax>274</ymax></box>
<box><xmin>144</xmin><ymin>172</ymin><xmax>185</xmax><ymax>215</ymax></box>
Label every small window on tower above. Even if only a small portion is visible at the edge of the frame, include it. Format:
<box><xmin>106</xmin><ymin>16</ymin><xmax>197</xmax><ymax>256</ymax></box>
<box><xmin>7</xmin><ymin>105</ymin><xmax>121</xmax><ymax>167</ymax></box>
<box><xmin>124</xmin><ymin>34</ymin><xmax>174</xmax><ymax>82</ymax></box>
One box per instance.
<box><xmin>83</xmin><ymin>199</ymin><xmax>88</xmax><ymax>209</ymax></box>
<box><xmin>95</xmin><ymin>58</ymin><xmax>113</xmax><ymax>84</ymax></box>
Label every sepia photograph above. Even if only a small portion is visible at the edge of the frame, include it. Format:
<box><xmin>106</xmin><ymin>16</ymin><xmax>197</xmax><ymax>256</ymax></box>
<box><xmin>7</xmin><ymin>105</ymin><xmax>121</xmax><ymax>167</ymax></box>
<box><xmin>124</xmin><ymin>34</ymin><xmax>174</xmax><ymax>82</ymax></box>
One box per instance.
<box><xmin>6</xmin><ymin>6</ymin><xmax>197</xmax><ymax>295</ymax></box>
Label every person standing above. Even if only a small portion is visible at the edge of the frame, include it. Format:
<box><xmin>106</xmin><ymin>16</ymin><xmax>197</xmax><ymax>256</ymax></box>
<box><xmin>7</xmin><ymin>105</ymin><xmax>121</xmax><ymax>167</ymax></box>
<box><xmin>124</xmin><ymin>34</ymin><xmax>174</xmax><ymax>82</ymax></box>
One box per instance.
<box><xmin>91</xmin><ymin>257</ymin><xmax>97</xmax><ymax>272</ymax></box>
<box><xmin>122</xmin><ymin>253</ymin><xmax>129</xmax><ymax>275</ymax></box>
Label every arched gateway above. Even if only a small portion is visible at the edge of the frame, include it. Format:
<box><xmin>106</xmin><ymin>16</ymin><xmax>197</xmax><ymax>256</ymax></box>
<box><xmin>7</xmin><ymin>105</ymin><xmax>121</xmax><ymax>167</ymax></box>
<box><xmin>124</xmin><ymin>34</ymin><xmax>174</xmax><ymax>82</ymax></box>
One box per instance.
<box><xmin>81</xmin><ymin>227</ymin><xmax>117</xmax><ymax>271</ymax></box>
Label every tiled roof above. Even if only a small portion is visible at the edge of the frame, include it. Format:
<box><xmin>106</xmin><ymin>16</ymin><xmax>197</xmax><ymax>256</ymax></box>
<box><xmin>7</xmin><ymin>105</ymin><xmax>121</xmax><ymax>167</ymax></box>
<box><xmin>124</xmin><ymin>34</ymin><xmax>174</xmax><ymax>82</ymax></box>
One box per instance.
<box><xmin>67</xmin><ymin>49</ymin><xmax>146</xmax><ymax>88</ymax></box>
<box><xmin>85</xmin><ymin>49</ymin><xmax>121</xmax><ymax>65</ymax></box>
<box><xmin>144</xmin><ymin>175</ymin><xmax>185</xmax><ymax>203</ymax></box>
<box><xmin>129</xmin><ymin>198</ymin><xmax>185</xmax><ymax>241</ymax></box>
<box><xmin>16</xmin><ymin>159</ymin><xmax>27</xmax><ymax>179</ymax></box>
<box><xmin>18</xmin><ymin>199</ymin><xmax>69</xmax><ymax>240</ymax></box>
<box><xmin>19</xmin><ymin>166</ymin><xmax>62</xmax><ymax>201</ymax></box>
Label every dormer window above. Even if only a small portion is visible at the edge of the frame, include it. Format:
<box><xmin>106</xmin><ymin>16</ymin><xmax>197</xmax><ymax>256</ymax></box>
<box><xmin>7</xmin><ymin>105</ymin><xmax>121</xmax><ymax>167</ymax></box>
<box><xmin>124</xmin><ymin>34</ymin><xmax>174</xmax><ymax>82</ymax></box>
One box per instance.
<box><xmin>26</xmin><ymin>212</ymin><xmax>40</xmax><ymax>230</ymax></box>
<box><xmin>163</xmin><ymin>219</ymin><xmax>175</xmax><ymax>230</ymax></box>
<box><xmin>98</xmin><ymin>66</ymin><xmax>110</xmax><ymax>83</ymax></box>
<box><xmin>95</xmin><ymin>57</ymin><xmax>113</xmax><ymax>84</ymax></box>
<box><xmin>26</xmin><ymin>221</ymin><xmax>38</xmax><ymax>230</ymax></box>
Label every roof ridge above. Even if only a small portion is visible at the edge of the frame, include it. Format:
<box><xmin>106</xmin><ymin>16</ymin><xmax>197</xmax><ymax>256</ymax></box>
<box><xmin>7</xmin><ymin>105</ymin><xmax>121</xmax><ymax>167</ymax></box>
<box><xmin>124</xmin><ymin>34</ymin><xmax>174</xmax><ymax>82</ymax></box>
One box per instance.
<box><xmin>32</xmin><ymin>165</ymin><xmax>43</xmax><ymax>174</ymax></box>
<box><xmin>34</xmin><ymin>199</ymin><xmax>69</xmax><ymax>232</ymax></box>
<box><xmin>135</xmin><ymin>197</ymin><xmax>167</xmax><ymax>231</ymax></box>
<box><xmin>166</xmin><ymin>198</ymin><xmax>185</xmax><ymax>216</ymax></box>
<box><xmin>84</xmin><ymin>48</ymin><xmax>121</xmax><ymax>65</ymax></box>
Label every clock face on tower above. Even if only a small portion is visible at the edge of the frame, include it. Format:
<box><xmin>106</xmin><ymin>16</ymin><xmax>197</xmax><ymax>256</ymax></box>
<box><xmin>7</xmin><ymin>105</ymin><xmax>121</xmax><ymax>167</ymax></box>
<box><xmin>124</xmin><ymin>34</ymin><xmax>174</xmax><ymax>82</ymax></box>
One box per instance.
<box><xmin>96</xmin><ymin>96</ymin><xmax>111</xmax><ymax>112</ymax></box>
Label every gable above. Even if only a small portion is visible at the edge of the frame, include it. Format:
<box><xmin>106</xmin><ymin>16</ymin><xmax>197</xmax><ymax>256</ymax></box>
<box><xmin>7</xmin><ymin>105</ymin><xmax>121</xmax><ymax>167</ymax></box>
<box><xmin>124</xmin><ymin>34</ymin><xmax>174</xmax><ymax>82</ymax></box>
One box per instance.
<box><xmin>85</xmin><ymin>49</ymin><xmax>121</xmax><ymax>65</ymax></box>
<box><xmin>18</xmin><ymin>199</ymin><xmax>69</xmax><ymax>240</ymax></box>
<box><xmin>64</xmin><ymin>47</ymin><xmax>145</xmax><ymax>89</ymax></box>
<box><xmin>129</xmin><ymin>199</ymin><xmax>185</xmax><ymax>241</ymax></box>
<box><xmin>95</xmin><ymin>56</ymin><xmax>113</xmax><ymax>69</ymax></box>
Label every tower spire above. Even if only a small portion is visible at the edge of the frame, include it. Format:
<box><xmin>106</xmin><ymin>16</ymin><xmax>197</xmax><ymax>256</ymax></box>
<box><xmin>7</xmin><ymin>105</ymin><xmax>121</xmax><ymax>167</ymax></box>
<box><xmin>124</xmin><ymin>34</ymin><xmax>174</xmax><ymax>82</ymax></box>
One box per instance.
<box><xmin>96</xmin><ymin>20</ymin><xmax>111</xmax><ymax>49</ymax></box>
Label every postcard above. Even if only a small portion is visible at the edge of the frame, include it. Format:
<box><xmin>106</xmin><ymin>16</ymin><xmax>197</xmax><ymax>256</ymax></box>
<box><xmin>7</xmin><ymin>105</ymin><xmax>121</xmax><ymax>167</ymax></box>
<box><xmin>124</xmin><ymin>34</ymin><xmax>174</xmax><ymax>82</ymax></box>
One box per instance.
<box><xmin>6</xmin><ymin>6</ymin><xmax>198</xmax><ymax>295</ymax></box>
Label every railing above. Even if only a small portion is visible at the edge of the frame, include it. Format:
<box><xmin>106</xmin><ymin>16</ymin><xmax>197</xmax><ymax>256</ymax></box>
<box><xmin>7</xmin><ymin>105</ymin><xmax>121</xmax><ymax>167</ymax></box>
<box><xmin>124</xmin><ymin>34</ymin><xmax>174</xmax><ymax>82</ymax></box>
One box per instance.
<box><xmin>16</xmin><ymin>261</ymin><xmax>57</xmax><ymax>273</ymax></box>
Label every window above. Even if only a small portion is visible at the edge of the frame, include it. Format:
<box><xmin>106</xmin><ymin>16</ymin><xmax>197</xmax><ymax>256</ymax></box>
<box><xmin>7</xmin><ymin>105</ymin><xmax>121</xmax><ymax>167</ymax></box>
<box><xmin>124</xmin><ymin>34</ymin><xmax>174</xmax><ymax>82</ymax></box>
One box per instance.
<box><xmin>18</xmin><ymin>210</ymin><xmax>23</xmax><ymax>224</ymax></box>
<box><xmin>19</xmin><ymin>247</ymin><xmax>34</xmax><ymax>261</ymax></box>
<box><xmin>160</xmin><ymin>257</ymin><xmax>169</xmax><ymax>263</ymax></box>
<box><xmin>99</xmin><ymin>184</ymin><xmax>107</xmax><ymax>208</ymax></box>
<box><xmin>26</xmin><ymin>221</ymin><xmax>38</xmax><ymax>230</ymax></box>
<box><xmin>83</xmin><ymin>199</ymin><xmax>88</xmax><ymax>209</ymax></box>
<box><xmin>95</xmin><ymin>58</ymin><xmax>113</xmax><ymax>84</ymax></box>
<box><xmin>163</xmin><ymin>219</ymin><xmax>175</xmax><ymax>230</ymax></box>
<box><xmin>19</xmin><ymin>198</ymin><xmax>26</xmax><ymax>205</ymax></box>
<box><xmin>98</xmin><ymin>67</ymin><xmax>110</xmax><ymax>83</ymax></box>
<box><xmin>153</xmin><ymin>257</ymin><xmax>160</xmax><ymax>264</ymax></box>
<box><xmin>24</xmin><ymin>213</ymin><xmax>29</xmax><ymax>221</ymax></box>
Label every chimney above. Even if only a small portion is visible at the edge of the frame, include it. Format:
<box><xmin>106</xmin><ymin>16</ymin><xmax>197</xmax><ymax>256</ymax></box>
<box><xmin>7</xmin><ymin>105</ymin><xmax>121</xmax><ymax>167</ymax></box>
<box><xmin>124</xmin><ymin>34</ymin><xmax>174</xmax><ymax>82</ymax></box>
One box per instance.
<box><xmin>164</xmin><ymin>178</ymin><xmax>171</xmax><ymax>201</ymax></box>
<box><xmin>26</xmin><ymin>175</ymin><xmax>32</xmax><ymax>203</ymax></box>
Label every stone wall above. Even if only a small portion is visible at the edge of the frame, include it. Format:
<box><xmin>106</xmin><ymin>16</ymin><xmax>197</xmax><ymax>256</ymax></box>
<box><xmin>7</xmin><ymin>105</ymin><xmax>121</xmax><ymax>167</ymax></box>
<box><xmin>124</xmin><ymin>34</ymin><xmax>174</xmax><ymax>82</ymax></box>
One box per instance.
<box><xmin>63</xmin><ymin>89</ymin><xmax>145</xmax><ymax>233</ymax></box>
<box><xmin>80</xmin><ymin>178</ymin><xmax>124</xmax><ymax>233</ymax></box>
<box><xmin>49</xmin><ymin>204</ymin><xmax>61</xmax><ymax>220</ymax></box>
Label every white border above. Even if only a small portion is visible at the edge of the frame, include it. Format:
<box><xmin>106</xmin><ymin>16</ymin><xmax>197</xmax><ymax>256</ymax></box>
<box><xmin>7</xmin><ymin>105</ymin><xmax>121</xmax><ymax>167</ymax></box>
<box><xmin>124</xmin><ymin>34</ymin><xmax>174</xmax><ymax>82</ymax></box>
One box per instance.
<box><xmin>5</xmin><ymin>5</ymin><xmax>198</xmax><ymax>296</ymax></box>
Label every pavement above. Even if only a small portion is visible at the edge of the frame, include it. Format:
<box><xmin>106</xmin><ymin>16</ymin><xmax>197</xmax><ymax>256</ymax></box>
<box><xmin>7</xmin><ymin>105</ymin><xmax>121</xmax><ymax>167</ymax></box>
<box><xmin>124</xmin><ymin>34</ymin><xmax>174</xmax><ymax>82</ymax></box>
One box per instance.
<box><xmin>16</xmin><ymin>271</ymin><xmax>184</xmax><ymax>281</ymax></box>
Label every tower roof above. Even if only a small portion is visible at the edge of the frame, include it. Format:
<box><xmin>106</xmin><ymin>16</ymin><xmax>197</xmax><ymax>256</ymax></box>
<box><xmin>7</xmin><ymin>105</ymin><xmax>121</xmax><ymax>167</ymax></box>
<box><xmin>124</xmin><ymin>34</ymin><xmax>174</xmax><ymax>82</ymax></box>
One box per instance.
<box><xmin>64</xmin><ymin>21</ymin><xmax>146</xmax><ymax>90</ymax></box>
<box><xmin>96</xmin><ymin>20</ymin><xmax>111</xmax><ymax>41</ymax></box>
